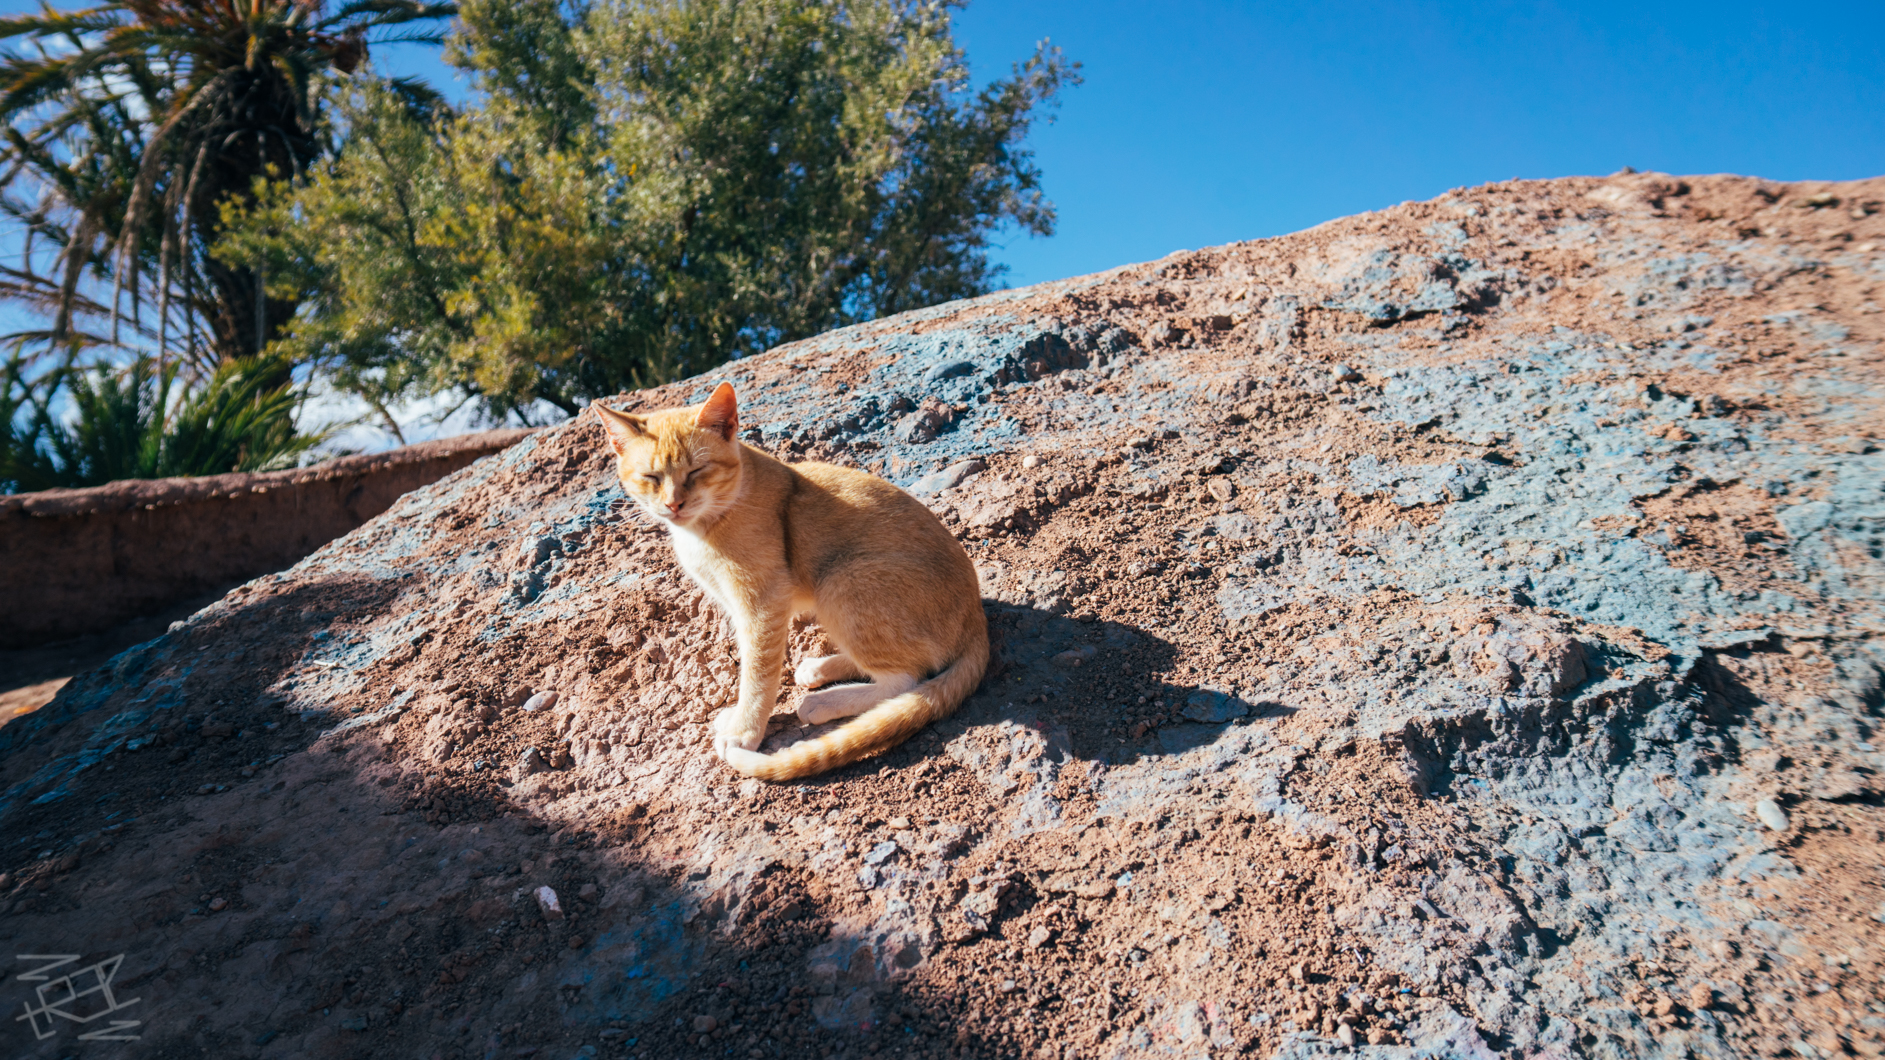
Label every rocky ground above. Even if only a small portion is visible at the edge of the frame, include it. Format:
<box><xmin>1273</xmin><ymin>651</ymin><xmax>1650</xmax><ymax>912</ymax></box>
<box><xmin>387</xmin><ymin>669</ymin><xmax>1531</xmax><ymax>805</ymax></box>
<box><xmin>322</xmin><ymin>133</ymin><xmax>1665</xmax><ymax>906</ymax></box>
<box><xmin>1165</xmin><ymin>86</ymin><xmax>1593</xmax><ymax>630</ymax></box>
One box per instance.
<box><xmin>2</xmin><ymin>171</ymin><xmax>1882</xmax><ymax>1060</ymax></box>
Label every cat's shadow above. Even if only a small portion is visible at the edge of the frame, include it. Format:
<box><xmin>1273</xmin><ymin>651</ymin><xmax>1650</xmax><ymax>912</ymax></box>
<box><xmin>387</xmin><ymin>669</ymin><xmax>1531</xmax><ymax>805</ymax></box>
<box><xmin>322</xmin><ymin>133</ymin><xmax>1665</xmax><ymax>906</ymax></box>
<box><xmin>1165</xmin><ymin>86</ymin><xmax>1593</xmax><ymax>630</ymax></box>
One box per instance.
<box><xmin>764</xmin><ymin>600</ymin><xmax>1296</xmax><ymax>779</ymax></box>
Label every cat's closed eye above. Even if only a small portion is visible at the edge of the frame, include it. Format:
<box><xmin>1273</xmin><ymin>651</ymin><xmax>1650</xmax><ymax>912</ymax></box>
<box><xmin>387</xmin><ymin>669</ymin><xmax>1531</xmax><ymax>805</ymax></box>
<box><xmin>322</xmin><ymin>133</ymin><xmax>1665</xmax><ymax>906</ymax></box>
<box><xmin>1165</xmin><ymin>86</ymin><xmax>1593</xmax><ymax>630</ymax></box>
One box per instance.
<box><xmin>684</xmin><ymin>468</ymin><xmax>704</xmax><ymax>486</ymax></box>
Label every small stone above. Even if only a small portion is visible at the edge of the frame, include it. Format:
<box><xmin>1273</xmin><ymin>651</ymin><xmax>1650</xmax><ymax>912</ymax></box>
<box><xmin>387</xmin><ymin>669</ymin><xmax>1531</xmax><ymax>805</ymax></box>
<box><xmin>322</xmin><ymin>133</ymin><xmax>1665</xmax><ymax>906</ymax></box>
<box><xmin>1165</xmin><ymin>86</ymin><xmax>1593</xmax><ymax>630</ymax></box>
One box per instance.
<box><xmin>1689</xmin><ymin>984</ymin><xmax>1713</xmax><ymax>1010</ymax></box>
<box><xmin>1332</xmin><ymin>365</ymin><xmax>1361</xmax><ymax>383</ymax></box>
<box><xmin>1052</xmin><ymin>646</ymin><xmax>1097</xmax><ymax>668</ymax></box>
<box><xmin>693</xmin><ymin>1015</ymin><xmax>718</xmax><ymax>1034</ymax></box>
<box><xmin>521</xmin><ymin>690</ymin><xmax>559</xmax><ymax>712</ymax></box>
<box><xmin>1651</xmin><ymin>995</ymin><xmax>1676</xmax><ymax>1018</ymax></box>
<box><xmin>578</xmin><ymin>882</ymin><xmax>597</xmax><ymax>899</ymax></box>
<box><xmin>536</xmin><ymin>885</ymin><xmax>564</xmax><ymax>921</ymax></box>
<box><xmin>887</xmin><ymin>816</ymin><xmax>911</xmax><ymax>829</ymax></box>
<box><xmin>1754</xmin><ymin>799</ymin><xmax>1790</xmax><ymax>831</ymax></box>
<box><xmin>1207</xmin><ymin>479</ymin><xmax>1237</xmax><ymax>503</ymax></box>
<box><xmin>1026</xmin><ymin>926</ymin><xmax>1052</xmax><ymax>949</ymax></box>
<box><xmin>568</xmin><ymin>935</ymin><xmax>584</xmax><ymax>950</ymax></box>
<box><xmin>863</xmin><ymin>840</ymin><xmax>899</xmax><ymax>865</ymax></box>
<box><xmin>1291</xmin><ymin>962</ymin><xmax>1307</xmax><ymax>982</ymax></box>
<box><xmin>515</xmin><ymin>746</ymin><xmax>549</xmax><ymax>780</ymax></box>
<box><xmin>208</xmin><ymin>897</ymin><xmax>227</xmax><ymax>912</ymax></box>
<box><xmin>909</xmin><ymin>458</ymin><xmax>986</xmax><ymax>495</ymax></box>
<box><xmin>1337</xmin><ymin>1023</ymin><xmax>1356</xmax><ymax>1048</ymax></box>
<box><xmin>1021</xmin><ymin>454</ymin><xmax>1044</xmax><ymax>469</ymax></box>
<box><xmin>998</xmin><ymin>979</ymin><xmax>1018</xmax><ymax>994</ymax></box>
<box><xmin>922</xmin><ymin>359</ymin><xmax>977</xmax><ymax>384</ymax></box>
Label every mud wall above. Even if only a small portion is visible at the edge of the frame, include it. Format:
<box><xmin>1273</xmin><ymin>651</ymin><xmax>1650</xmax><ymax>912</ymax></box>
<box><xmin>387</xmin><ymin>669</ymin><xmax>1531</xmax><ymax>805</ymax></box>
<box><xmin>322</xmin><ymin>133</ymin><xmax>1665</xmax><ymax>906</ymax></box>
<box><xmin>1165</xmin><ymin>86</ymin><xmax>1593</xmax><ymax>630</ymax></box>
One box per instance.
<box><xmin>0</xmin><ymin>428</ymin><xmax>531</xmax><ymax>648</ymax></box>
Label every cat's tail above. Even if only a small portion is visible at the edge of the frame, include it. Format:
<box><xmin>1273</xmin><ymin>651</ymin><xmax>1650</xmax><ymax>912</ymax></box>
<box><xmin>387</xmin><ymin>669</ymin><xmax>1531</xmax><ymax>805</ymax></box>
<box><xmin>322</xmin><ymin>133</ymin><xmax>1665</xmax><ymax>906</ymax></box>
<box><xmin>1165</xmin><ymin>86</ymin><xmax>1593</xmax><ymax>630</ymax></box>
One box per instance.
<box><xmin>721</xmin><ymin>635</ymin><xmax>989</xmax><ymax>782</ymax></box>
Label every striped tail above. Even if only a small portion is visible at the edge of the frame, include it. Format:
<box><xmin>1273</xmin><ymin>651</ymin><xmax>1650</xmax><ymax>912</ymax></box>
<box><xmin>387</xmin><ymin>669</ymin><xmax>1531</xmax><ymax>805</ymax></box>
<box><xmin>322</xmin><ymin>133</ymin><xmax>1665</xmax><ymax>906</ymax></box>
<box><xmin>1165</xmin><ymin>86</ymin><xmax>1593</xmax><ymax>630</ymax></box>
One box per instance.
<box><xmin>722</xmin><ymin>635</ymin><xmax>989</xmax><ymax>781</ymax></box>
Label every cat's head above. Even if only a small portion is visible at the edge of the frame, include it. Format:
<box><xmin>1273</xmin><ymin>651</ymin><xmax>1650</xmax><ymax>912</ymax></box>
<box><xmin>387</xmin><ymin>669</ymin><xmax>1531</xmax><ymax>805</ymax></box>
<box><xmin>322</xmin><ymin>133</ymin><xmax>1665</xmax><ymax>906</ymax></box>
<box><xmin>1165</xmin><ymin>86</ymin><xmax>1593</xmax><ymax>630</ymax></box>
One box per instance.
<box><xmin>594</xmin><ymin>382</ymin><xmax>743</xmax><ymax>532</ymax></box>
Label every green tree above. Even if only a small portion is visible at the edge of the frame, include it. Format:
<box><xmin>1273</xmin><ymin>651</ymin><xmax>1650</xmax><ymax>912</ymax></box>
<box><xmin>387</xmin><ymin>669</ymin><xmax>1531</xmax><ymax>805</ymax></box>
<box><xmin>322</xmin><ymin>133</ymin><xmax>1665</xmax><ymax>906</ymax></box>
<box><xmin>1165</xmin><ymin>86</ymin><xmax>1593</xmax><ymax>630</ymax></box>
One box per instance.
<box><xmin>0</xmin><ymin>0</ymin><xmax>456</xmax><ymax>493</ymax></box>
<box><xmin>0</xmin><ymin>0</ymin><xmax>456</xmax><ymax>378</ymax></box>
<box><xmin>228</xmin><ymin>0</ymin><xmax>1077</xmax><ymax>423</ymax></box>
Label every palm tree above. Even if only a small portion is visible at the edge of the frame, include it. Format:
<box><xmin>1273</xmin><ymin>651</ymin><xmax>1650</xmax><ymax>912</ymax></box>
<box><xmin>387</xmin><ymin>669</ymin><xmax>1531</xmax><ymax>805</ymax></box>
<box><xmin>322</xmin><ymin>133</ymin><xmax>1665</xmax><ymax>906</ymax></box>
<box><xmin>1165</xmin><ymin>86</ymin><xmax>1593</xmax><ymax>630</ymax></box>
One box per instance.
<box><xmin>0</xmin><ymin>0</ymin><xmax>455</xmax><ymax>382</ymax></box>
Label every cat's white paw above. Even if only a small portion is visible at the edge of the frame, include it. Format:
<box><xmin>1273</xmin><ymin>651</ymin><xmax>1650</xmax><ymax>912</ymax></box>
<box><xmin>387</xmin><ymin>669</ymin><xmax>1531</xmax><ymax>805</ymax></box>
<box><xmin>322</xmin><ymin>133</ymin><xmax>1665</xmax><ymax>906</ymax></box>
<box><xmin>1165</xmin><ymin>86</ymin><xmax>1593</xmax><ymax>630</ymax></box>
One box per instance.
<box><xmin>711</xmin><ymin>707</ymin><xmax>765</xmax><ymax>758</ymax></box>
<box><xmin>796</xmin><ymin>652</ymin><xmax>865</xmax><ymax>688</ymax></box>
<box><xmin>793</xmin><ymin>657</ymin><xmax>826</xmax><ymax>687</ymax></box>
<box><xmin>796</xmin><ymin>696</ymin><xmax>840</xmax><ymax>725</ymax></box>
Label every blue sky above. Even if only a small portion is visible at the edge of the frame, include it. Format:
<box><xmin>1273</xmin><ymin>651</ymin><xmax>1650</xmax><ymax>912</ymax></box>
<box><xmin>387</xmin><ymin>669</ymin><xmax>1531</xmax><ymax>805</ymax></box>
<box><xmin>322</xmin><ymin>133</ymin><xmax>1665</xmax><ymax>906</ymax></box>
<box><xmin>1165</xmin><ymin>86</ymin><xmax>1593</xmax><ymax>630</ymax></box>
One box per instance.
<box><xmin>372</xmin><ymin>0</ymin><xmax>1885</xmax><ymax>288</ymax></box>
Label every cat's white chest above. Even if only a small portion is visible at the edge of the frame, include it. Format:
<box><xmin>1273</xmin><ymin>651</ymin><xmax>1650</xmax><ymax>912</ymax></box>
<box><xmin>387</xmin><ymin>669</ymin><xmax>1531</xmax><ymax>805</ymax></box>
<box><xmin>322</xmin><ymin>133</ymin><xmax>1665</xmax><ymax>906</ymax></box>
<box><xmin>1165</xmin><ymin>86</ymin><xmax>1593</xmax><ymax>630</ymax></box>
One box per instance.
<box><xmin>669</xmin><ymin>528</ymin><xmax>714</xmax><ymax>576</ymax></box>
<box><xmin>669</xmin><ymin>528</ymin><xmax>729</xmax><ymax>605</ymax></box>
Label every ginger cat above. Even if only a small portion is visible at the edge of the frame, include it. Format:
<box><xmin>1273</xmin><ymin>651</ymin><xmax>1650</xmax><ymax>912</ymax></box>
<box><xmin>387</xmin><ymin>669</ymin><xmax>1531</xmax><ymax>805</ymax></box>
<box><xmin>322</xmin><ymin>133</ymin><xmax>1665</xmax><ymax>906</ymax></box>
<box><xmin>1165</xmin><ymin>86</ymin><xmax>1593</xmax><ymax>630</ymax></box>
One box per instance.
<box><xmin>593</xmin><ymin>382</ymin><xmax>988</xmax><ymax>780</ymax></box>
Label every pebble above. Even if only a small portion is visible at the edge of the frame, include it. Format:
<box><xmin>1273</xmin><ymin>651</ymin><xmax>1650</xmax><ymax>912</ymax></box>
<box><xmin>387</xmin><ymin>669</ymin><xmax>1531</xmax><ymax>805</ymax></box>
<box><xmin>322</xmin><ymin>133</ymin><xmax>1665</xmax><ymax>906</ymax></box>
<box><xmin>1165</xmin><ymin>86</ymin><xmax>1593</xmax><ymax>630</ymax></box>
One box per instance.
<box><xmin>887</xmin><ymin>816</ymin><xmax>911</xmax><ymax>829</ymax></box>
<box><xmin>208</xmin><ymin>897</ymin><xmax>227</xmax><ymax>912</ymax></box>
<box><xmin>1754</xmin><ymin>799</ymin><xmax>1790</xmax><ymax>831</ymax></box>
<box><xmin>909</xmin><ymin>458</ymin><xmax>986</xmax><ymax>495</ymax></box>
<box><xmin>693</xmin><ymin>1015</ymin><xmax>717</xmax><ymax>1034</ymax></box>
<box><xmin>515</xmin><ymin>746</ymin><xmax>548</xmax><ymax>779</ymax></box>
<box><xmin>522</xmin><ymin>691</ymin><xmax>558</xmax><ymax>712</ymax></box>
<box><xmin>864</xmin><ymin>840</ymin><xmax>899</xmax><ymax>865</ymax></box>
<box><xmin>1689</xmin><ymin>984</ymin><xmax>1713</xmax><ymax>1010</ymax></box>
<box><xmin>1022</xmin><ymin>454</ymin><xmax>1044</xmax><ymax>469</ymax></box>
<box><xmin>1337</xmin><ymin>1023</ymin><xmax>1356</xmax><ymax>1048</ymax></box>
<box><xmin>1027</xmin><ymin>926</ymin><xmax>1053</xmax><ymax>949</ymax></box>
<box><xmin>923</xmin><ymin>359</ymin><xmax>977</xmax><ymax>384</ymax></box>
<box><xmin>1332</xmin><ymin>365</ymin><xmax>1361</xmax><ymax>383</ymax></box>
<box><xmin>1052</xmin><ymin>646</ymin><xmax>1097</xmax><ymax>668</ymax></box>
<box><xmin>536</xmin><ymin>885</ymin><xmax>564</xmax><ymax>921</ymax></box>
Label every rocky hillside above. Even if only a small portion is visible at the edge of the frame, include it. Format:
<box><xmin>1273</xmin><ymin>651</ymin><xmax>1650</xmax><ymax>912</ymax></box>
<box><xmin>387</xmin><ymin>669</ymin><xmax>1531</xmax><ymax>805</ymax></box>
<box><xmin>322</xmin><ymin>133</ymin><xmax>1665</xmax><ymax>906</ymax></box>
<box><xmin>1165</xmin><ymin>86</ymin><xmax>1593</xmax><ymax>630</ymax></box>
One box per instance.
<box><xmin>2</xmin><ymin>171</ymin><xmax>1881</xmax><ymax>1060</ymax></box>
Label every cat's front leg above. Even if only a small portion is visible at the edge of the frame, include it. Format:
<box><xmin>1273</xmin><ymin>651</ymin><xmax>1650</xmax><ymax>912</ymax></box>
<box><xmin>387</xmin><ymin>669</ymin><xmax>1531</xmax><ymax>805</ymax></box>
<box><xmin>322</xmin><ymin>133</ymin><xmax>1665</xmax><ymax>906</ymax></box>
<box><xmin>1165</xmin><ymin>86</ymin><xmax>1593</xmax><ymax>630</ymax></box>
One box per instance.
<box><xmin>712</xmin><ymin>603</ymin><xmax>789</xmax><ymax>760</ymax></box>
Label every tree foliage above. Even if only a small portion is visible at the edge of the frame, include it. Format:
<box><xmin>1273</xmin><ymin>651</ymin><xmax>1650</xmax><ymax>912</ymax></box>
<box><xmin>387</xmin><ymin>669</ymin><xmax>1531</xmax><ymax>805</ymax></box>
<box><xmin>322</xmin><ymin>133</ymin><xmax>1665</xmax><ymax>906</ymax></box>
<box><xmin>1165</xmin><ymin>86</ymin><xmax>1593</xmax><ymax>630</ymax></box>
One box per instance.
<box><xmin>227</xmin><ymin>0</ymin><xmax>1077</xmax><ymax>421</ymax></box>
<box><xmin>0</xmin><ymin>0</ymin><xmax>457</xmax><ymax>377</ymax></box>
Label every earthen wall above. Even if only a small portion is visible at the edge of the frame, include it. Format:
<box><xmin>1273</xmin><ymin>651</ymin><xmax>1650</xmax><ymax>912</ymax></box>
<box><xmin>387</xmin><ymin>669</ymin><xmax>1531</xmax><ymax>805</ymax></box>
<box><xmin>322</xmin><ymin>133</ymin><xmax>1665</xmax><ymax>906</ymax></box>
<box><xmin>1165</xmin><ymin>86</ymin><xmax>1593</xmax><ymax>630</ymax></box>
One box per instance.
<box><xmin>0</xmin><ymin>428</ymin><xmax>530</xmax><ymax>647</ymax></box>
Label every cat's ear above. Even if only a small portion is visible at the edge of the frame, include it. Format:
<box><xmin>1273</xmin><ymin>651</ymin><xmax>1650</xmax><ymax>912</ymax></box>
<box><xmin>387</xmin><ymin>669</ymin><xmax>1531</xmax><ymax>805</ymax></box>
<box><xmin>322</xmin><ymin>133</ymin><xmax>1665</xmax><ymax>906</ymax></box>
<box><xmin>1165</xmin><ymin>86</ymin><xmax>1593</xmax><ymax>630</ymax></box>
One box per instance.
<box><xmin>592</xmin><ymin>402</ymin><xmax>645</xmax><ymax>455</ymax></box>
<box><xmin>697</xmin><ymin>382</ymin><xmax>739</xmax><ymax>441</ymax></box>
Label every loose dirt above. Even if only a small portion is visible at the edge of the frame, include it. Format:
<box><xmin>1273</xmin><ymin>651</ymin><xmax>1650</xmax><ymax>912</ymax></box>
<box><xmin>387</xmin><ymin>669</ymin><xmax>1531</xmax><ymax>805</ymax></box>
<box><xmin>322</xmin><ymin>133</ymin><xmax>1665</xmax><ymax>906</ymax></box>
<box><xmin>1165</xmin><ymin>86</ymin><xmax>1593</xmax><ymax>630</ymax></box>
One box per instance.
<box><xmin>2</xmin><ymin>171</ymin><xmax>1881</xmax><ymax>1060</ymax></box>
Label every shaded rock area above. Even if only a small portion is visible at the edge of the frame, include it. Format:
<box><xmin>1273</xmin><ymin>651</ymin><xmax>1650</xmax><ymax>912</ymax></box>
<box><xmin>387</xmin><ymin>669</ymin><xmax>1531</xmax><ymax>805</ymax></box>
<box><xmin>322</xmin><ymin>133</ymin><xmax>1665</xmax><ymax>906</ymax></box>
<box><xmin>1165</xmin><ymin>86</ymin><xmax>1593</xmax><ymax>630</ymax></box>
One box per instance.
<box><xmin>2</xmin><ymin>172</ymin><xmax>1883</xmax><ymax>1060</ymax></box>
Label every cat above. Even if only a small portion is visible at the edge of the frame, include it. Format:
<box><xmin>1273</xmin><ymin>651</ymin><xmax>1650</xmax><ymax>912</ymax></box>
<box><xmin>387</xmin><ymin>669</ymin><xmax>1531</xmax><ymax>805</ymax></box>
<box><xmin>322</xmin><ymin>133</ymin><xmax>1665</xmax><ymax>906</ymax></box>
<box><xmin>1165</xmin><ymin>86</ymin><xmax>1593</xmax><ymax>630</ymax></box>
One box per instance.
<box><xmin>593</xmin><ymin>382</ymin><xmax>988</xmax><ymax>780</ymax></box>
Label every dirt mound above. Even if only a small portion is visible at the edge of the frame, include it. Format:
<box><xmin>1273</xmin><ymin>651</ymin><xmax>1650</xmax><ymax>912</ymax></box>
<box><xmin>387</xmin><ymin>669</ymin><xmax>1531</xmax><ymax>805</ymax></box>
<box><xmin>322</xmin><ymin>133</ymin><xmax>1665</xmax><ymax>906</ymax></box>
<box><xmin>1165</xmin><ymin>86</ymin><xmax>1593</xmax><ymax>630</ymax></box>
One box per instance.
<box><xmin>3</xmin><ymin>171</ymin><xmax>1882</xmax><ymax>1060</ymax></box>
